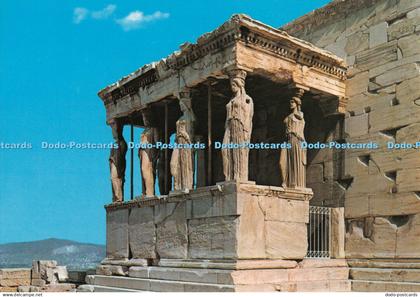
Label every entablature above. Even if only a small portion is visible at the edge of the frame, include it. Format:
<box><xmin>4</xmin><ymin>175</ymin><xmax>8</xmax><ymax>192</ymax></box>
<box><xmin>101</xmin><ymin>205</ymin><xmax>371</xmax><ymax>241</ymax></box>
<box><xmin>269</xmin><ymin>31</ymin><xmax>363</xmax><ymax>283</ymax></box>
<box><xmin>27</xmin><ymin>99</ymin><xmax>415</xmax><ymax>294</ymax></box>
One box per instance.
<box><xmin>98</xmin><ymin>14</ymin><xmax>348</xmax><ymax>123</ymax></box>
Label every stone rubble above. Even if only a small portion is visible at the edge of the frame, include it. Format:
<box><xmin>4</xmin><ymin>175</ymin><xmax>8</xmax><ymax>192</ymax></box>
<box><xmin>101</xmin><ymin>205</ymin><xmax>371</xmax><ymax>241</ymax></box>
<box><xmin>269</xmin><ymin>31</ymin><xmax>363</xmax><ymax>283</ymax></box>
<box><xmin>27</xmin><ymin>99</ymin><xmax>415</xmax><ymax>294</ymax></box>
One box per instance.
<box><xmin>0</xmin><ymin>260</ymin><xmax>79</xmax><ymax>292</ymax></box>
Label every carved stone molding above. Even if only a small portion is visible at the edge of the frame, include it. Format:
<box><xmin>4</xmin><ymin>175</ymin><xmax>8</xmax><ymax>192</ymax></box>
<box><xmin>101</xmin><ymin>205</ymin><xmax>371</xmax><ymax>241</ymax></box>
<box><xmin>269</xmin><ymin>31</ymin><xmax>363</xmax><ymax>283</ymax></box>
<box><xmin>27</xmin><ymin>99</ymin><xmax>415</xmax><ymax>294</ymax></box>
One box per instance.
<box><xmin>98</xmin><ymin>14</ymin><xmax>347</xmax><ymax>108</ymax></box>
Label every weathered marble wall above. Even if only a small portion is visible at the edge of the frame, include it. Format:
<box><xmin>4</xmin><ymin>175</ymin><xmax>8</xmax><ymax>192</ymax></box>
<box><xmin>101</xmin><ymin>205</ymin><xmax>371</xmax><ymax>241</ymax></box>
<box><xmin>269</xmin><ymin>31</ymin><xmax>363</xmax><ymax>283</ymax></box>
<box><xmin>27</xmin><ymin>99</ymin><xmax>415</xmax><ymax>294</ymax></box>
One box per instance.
<box><xmin>105</xmin><ymin>183</ymin><xmax>310</xmax><ymax>262</ymax></box>
<box><xmin>283</xmin><ymin>0</ymin><xmax>420</xmax><ymax>258</ymax></box>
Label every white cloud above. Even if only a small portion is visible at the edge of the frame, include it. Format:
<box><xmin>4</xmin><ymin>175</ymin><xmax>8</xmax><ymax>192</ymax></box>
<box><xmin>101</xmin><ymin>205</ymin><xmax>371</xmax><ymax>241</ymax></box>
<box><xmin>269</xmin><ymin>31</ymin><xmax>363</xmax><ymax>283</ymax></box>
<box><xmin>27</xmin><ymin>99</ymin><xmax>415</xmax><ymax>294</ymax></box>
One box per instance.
<box><xmin>116</xmin><ymin>11</ymin><xmax>170</xmax><ymax>31</ymax></box>
<box><xmin>73</xmin><ymin>5</ymin><xmax>168</xmax><ymax>30</ymax></box>
<box><xmin>91</xmin><ymin>4</ymin><xmax>116</xmax><ymax>20</ymax></box>
<box><xmin>73</xmin><ymin>5</ymin><xmax>116</xmax><ymax>24</ymax></box>
<box><xmin>73</xmin><ymin>7</ymin><xmax>89</xmax><ymax>24</ymax></box>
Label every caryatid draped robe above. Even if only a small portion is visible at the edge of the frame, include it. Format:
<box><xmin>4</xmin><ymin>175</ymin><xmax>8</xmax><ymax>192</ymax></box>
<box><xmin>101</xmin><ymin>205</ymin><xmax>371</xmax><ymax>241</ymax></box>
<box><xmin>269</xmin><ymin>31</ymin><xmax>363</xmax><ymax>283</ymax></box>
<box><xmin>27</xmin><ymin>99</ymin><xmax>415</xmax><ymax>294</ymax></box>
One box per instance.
<box><xmin>109</xmin><ymin>138</ymin><xmax>127</xmax><ymax>202</ymax></box>
<box><xmin>170</xmin><ymin>111</ymin><xmax>195</xmax><ymax>191</ymax></box>
<box><xmin>222</xmin><ymin>90</ymin><xmax>254</xmax><ymax>181</ymax></box>
<box><xmin>139</xmin><ymin>127</ymin><xmax>160</xmax><ymax>196</ymax></box>
<box><xmin>280</xmin><ymin>111</ymin><xmax>307</xmax><ymax>188</ymax></box>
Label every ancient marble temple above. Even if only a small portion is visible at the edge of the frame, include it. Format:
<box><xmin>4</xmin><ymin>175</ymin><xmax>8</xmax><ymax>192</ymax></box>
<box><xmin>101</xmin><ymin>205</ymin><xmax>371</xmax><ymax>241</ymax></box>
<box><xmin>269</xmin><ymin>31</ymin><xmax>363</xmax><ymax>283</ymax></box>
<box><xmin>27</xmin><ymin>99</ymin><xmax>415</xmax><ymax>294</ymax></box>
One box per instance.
<box><xmin>92</xmin><ymin>14</ymin><xmax>351</xmax><ymax>292</ymax></box>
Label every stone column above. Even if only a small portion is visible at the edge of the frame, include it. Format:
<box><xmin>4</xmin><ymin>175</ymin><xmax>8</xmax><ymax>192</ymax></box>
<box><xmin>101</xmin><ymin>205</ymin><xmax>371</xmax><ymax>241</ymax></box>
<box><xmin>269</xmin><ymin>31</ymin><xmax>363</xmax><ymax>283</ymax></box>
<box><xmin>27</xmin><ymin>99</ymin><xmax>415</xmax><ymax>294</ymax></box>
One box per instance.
<box><xmin>331</xmin><ymin>207</ymin><xmax>345</xmax><ymax>258</ymax></box>
<box><xmin>221</xmin><ymin>68</ymin><xmax>254</xmax><ymax>182</ymax></box>
<box><xmin>109</xmin><ymin>118</ymin><xmax>127</xmax><ymax>203</ymax></box>
<box><xmin>158</xmin><ymin>148</ymin><xmax>172</xmax><ymax>195</ymax></box>
<box><xmin>195</xmin><ymin>135</ymin><xmax>206</xmax><ymax>188</ymax></box>
<box><xmin>158</xmin><ymin>102</ymin><xmax>172</xmax><ymax>195</ymax></box>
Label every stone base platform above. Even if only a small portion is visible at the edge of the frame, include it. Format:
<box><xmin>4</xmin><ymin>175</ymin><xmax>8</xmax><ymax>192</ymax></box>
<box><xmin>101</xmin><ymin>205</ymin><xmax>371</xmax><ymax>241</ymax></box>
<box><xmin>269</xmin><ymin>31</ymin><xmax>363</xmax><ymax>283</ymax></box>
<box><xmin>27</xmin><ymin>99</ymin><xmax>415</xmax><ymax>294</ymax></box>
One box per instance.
<box><xmin>105</xmin><ymin>182</ymin><xmax>313</xmax><ymax>262</ymax></box>
<box><xmin>82</xmin><ymin>259</ymin><xmax>350</xmax><ymax>292</ymax></box>
<box><xmin>349</xmin><ymin>259</ymin><xmax>420</xmax><ymax>292</ymax></box>
<box><xmin>92</xmin><ymin>182</ymin><xmax>353</xmax><ymax>292</ymax></box>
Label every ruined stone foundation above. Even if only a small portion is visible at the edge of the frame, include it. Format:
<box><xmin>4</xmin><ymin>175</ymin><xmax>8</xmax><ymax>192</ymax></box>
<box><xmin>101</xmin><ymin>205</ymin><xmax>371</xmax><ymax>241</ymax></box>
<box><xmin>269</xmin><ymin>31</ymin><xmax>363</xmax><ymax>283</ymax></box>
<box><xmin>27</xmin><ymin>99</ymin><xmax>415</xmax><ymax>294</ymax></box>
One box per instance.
<box><xmin>82</xmin><ymin>183</ymin><xmax>350</xmax><ymax>292</ymax></box>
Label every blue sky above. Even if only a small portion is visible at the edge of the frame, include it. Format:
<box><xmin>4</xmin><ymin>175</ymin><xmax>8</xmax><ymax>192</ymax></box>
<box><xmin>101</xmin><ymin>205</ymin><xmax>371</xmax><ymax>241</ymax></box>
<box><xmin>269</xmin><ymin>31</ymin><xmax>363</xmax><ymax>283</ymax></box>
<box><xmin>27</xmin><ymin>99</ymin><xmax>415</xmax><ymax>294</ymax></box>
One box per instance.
<box><xmin>0</xmin><ymin>0</ymin><xmax>330</xmax><ymax>245</ymax></box>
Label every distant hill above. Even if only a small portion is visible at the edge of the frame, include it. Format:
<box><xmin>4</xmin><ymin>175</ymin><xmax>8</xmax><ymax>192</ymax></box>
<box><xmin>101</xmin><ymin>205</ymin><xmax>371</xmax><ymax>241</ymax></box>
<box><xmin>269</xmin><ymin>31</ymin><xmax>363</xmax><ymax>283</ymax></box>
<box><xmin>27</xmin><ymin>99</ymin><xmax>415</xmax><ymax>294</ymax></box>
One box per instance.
<box><xmin>0</xmin><ymin>238</ymin><xmax>105</xmax><ymax>270</ymax></box>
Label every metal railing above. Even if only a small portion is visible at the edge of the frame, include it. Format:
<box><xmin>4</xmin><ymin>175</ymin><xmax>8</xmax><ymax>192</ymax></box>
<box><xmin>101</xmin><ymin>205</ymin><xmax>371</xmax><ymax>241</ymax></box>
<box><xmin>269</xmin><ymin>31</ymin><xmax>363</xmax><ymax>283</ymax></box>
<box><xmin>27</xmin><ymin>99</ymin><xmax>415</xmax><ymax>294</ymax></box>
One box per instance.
<box><xmin>306</xmin><ymin>206</ymin><xmax>331</xmax><ymax>258</ymax></box>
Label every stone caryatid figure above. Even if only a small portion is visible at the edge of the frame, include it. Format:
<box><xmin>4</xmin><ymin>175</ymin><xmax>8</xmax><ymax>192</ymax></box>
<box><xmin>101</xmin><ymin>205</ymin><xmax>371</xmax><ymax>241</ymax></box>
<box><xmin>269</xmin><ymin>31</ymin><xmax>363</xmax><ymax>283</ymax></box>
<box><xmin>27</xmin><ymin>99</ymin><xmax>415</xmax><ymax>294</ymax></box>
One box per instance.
<box><xmin>109</xmin><ymin>119</ymin><xmax>128</xmax><ymax>202</ymax></box>
<box><xmin>139</xmin><ymin>109</ymin><xmax>160</xmax><ymax>197</ymax></box>
<box><xmin>170</xmin><ymin>90</ymin><xmax>196</xmax><ymax>191</ymax></box>
<box><xmin>222</xmin><ymin>69</ymin><xmax>254</xmax><ymax>182</ymax></box>
<box><xmin>280</xmin><ymin>88</ymin><xmax>307</xmax><ymax>188</ymax></box>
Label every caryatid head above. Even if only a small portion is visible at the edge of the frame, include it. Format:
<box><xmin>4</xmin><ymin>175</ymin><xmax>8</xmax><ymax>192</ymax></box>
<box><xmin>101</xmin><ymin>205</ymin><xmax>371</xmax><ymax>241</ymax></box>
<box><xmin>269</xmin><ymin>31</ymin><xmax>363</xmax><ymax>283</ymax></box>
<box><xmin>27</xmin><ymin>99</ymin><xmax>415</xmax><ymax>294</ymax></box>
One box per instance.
<box><xmin>178</xmin><ymin>88</ymin><xmax>192</xmax><ymax>115</ymax></box>
<box><xmin>141</xmin><ymin>108</ymin><xmax>153</xmax><ymax>127</ymax></box>
<box><xmin>110</xmin><ymin>118</ymin><xmax>123</xmax><ymax>141</ymax></box>
<box><xmin>290</xmin><ymin>88</ymin><xmax>305</xmax><ymax>112</ymax></box>
<box><xmin>229</xmin><ymin>69</ymin><xmax>247</xmax><ymax>96</ymax></box>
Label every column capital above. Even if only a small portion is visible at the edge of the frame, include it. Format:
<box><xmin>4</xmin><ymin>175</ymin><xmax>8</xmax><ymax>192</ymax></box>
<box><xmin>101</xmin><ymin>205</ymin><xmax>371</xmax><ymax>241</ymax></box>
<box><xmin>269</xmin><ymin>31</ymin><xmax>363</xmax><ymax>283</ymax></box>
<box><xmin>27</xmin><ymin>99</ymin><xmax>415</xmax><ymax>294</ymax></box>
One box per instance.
<box><xmin>293</xmin><ymin>87</ymin><xmax>305</xmax><ymax>99</ymax></box>
<box><xmin>288</xmin><ymin>83</ymin><xmax>309</xmax><ymax>93</ymax></box>
<box><xmin>226</xmin><ymin>68</ymin><xmax>247</xmax><ymax>81</ymax></box>
<box><xmin>338</xmin><ymin>96</ymin><xmax>348</xmax><ymax>114</ymax></box>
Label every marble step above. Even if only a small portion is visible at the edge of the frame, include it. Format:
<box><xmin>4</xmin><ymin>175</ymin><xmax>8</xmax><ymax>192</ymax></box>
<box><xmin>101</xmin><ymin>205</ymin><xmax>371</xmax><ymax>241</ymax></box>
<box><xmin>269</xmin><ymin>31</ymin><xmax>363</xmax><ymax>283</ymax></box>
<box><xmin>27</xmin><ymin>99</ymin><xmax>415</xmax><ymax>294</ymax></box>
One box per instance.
<box><xmin>93</xmin><ymin>285</ymin><xmax>142</xmax><ymax>292</ymax></box>
<box><xmin>348</xmin><ymin>259</ymin><xmax>420</xmax><ymax>269</ymax></box>
<box><xmin>88</xmin><ymin>273</ymin><xmax>351</xmax><ymax>292</ymax></box>
<box><xmin>352</xmin><ymin>280</ymin><xmax>420</xmax><ymax>292</ymax></box>
<box><xmin>89</xmin><ymin>276</ymin><xmax>351</xmax><ymax>292</ymax></box>
<box><xmin>350</xmin><ymin>267</ymin><xmax>420</xmax><ymax>283</ymax></box>
<box><xmin>274</xmin><ymin>280</ymin><xmax>351</xmax><ymax>292</ymax></box>
<box><xmin>126</xmin><ymin>266</ymin><xmax>349</xmax><ymax>285</ymax></box>
<box><xmin>91</xmin><ymin>275</ymin><xmax>235</xmax><ymax>292</ymax></box>
<box><xmin>77</xmin><ymin>284</ymin><xmax>140</xmax><ymax>292</ymax></box>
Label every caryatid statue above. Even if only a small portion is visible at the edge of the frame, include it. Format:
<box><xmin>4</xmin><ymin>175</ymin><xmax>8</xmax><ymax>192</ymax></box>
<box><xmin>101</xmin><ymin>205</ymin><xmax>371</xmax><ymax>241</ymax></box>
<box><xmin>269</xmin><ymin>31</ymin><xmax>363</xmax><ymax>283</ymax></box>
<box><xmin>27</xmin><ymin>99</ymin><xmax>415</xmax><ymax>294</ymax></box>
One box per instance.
<box><xmin>170</xmin><ymin>90</ymin><xmax>196</xmax><ymax>191</ymax></box>
<box><xmin>222</xmin><ymin>69</ymin><xmax>254</xmax><ymax>182</ymax></box>
<box><xmin>280</xmin><ymin>88</ymin><xmax>307</xmax><ymax>188</ymax></box>
<box><xmin>109</xmin><ymin>119</ymin><xmax>128</xmax><ymax>202</ymax></box>
<box><xmin>139</xmin><ymin>109</ymin><xmax>160</xmax><ymax>197</ymax></box>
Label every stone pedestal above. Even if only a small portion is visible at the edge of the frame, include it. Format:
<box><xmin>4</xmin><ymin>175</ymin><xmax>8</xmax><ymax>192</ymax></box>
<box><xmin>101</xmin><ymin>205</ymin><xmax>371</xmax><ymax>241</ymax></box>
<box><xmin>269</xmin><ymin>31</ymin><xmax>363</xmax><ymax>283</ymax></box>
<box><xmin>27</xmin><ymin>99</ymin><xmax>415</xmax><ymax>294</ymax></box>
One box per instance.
<box><xmin>105</xmin><ymin>182</ymin><xmax>313</xmax><ymax>263</ymax></box>
<box><xmin>89</xmin><ymin>183</ymin><xmax>349</xmax><ymax>292</ymax></box>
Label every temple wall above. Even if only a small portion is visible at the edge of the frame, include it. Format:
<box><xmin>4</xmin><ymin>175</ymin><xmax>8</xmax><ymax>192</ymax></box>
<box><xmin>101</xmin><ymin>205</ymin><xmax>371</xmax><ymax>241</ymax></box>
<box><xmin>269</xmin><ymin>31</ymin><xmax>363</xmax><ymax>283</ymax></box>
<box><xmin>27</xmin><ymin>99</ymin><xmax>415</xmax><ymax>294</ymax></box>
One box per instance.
<box><xmin>283</xmin><ymin>0</ymin><xmax>420</xmax><ymax>258</ymax></box>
